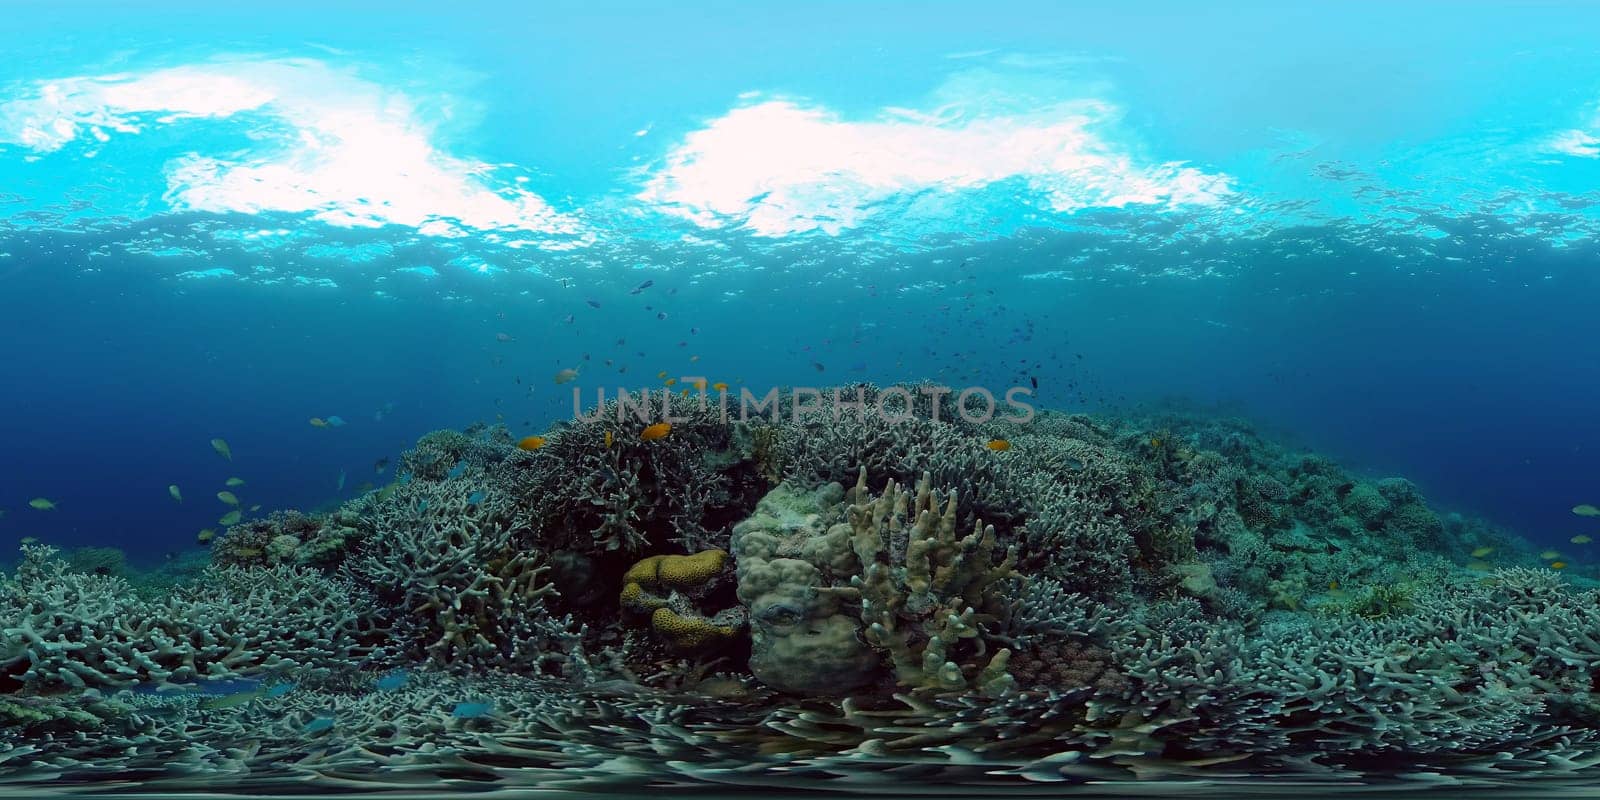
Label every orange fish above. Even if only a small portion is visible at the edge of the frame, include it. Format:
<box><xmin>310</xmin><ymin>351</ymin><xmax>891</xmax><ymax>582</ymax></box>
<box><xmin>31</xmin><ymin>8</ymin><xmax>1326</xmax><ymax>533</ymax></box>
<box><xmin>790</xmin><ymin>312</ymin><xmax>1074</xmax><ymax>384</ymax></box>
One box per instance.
<box><xmin>640</xmin><ymin>422</ymin><xmax>671</xmax><ymax>441</ymax></box>
<box><xmin>517</xmin><ymin>435</ymin><xmax>546</xmax><ymax>451</ymax></box>
<box><xmin>309</xmin><ymin>417</ymin><xmax>328</xmax><ymax>428</ymax></box>
<box><xmin>986</xmin><ymin>439</ymin><xmax>1011</xmax><ymax>452</ymax></box>
<box><xmin>712</xmin><ymin>382</ymin><xmax>728</xmax><ymax>392</ymax></box>
<box><xmin>656</xmin><ymin>370</ymin><xmax>669</xmax><ymax>379</ymax></box>
<box><xmin>690</xmin><ymin>378</ymin><xmax>707</xmax><ymax>391</ymax></box>
<box><xmin>664</xmin><ymin>378</ymin><xmax>677</xmax><ymax>387</ymax></box>
<box><xmin>604</xmin><ymin>431</ymin><xmax>614</xmax><ymax>449</ymax></box>
<box><xmin>1552</xmin><ymin>561</ymin><xmax>1568</xmax><ymax>570</ymax></box>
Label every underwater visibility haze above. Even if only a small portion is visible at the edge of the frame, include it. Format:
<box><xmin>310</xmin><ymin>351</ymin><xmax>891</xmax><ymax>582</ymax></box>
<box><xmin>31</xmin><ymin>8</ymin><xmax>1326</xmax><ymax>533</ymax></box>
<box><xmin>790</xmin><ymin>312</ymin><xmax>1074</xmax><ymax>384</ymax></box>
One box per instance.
<box><xmin>7</xmin><ymin>1</ymin><xmax>1600</xmax><ymax>796</ymax></box>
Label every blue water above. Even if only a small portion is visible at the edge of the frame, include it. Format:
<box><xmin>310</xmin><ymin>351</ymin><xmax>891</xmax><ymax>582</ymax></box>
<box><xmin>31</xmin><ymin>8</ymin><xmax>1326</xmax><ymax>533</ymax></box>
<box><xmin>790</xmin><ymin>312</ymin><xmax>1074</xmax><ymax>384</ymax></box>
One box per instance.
<box><xmin>3</xmin><ymin>0</ymin><xmax>1600</xmax><ymax>565</ymax></box>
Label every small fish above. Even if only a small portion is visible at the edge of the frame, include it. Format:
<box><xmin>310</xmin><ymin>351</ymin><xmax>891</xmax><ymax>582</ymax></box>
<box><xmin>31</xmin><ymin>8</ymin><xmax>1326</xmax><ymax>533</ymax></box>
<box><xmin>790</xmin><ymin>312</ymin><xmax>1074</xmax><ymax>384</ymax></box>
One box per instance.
<box><xmin>657</xmin><ymin>311</ymin><xmax>668</xmax><ymax>320</ymax></box>
<box><xmin>417</xmin><ymin>498</ymin><xmax>430</xmax><ymax>512</ymax></box>
<box><xmin>303</xmin><ymin>715</ymin><xmax>335</xmax><ymax>734</ymax></box>
<box><xmin>1574</xmin><ymin>504</ymin><xmax>1600</xmax><ymax>517</ymax></box>
<box><xmin>309</xmin><ymin>417</ymin><xmax>328</xmax><ymax>428</ymax></box>
<box><xmin>587</xmin><ymin>299</ymin><xmax>601</xmax><ymax>308</ymax></box>
<box><xmin>225</xmin><ymin>477</ymin><xmax>245</xmax><ymax>487</ymax></box>
<box><xmin>1030</xmin><ymin>376</ymin><xmax>1038</xmax><ymax>389</ymax></box>
<box><xmin>690</xmin><ymin>378</ymin><xmax>707</xmax><ymax>391</ymax></box>
<box><xmin>326</xmin><ymin>416</ymin><xmax>347</xmax><ymax>428</ymax></box>
<box><xmin>664</xmin><ymin>378</ymin><xmax>677</xmax><ymax>387</ymax></box>
<box><xmin>604</xmin><ymin>430</ymin><xmax>614</xmax><ymax>449</ymax></box>
<box><xmin>1572</xmin><ymin>535</ymin><xmax>1592</xmax><ymax>544</ymax></box>
<box><xmin>630</xmin><ymin>280</ymin><xmax>654</xmax><ymax>294</ymax></box>
<box><xmin>375</xmin><ymin>670</ymin><xmax>409</xmax><ymax>691</ymax></box>
<box><xmin>563</xmin><ymin>314</ymin><xmax>574</xmax><ymax>324</ymax></box>
<box><xmin>554</xmin><ymin>368</ymin><xmax>580</xmax><ymax>384</ymax></box>
<box><xmin>248</xmin><ymin>504</ymin><xmax>260</xmax><ymax>512</ymax></box>
<box><xmin>374</xmin><ymin>458</ymin><xmax>390</xmax><ymax>474</ymax></box>
<box><xmin>219</xmin><ymin>510</ymin><xmax>242</xmax><ymax>526</ymax></box>
<box><xmin>201</xmin><ymin>691</ymin><xmax>263</xmax><ymax>710</ymax></box>
<box><xmin>211</xmin><ymin>438</ymin><xmax>232</xmax><ymax>461</ymax></box>
<box><xmin>656</xmin><ymin>370</ymin><xmax>668</xmax><ymax>379</ymax></box>
<box><xmin>20</xmin><ymin>536</ymin><xmax>37</xmax><ymax>545</ymax></box>
<box><xmin>1150</xmin><ymin>437</ymin><xmax>1163</xmax><ymax>448</ymax></box>
<box><xmin>264</xmin><ymin>682</ymin><xmax>295</xmax><ymax>698</ymax></box>
<box><xmin>518</xmin><ymin>435</ymin><xmax>547</xmax><ymax>451</ymax></box>
<box><xmin>813</xmin><ymin>362</ymin><xmax>825</xmax><ymax>372</ymax></box>
<box><xmin>217</xmin><ymin>491</ymin><xmax>240</xmax><ymax>506</ymax></box>
<box><xmin>28</xmin><ymin>497</ymin><xmax>56</xmax><ymax>511</ymax></box>
<box><xmin>1541</xmin><ymin>550</ymin><xmax>1562</xmax><ymax>560</ymax></box>
<box><xmin>712</xmin><ymin>382</ymin><xmax>728</xmax><ymax>392</ymax></box>
<box><xmin>1328</xmin><ymin>580</ymin><xmax>1339</xmax><ymax>591</ymax></box>
<box><xmin>986</xmin><ymin>439</ymin><xmax>1011</xmax><ymax>452</ymax></box>
<box><xmin>1470</xmin><ymin>546</ymin><xmax>1494</xmax><ymax>558</ymax></box>
<box><xmin>640</xmin><ymin>422</ymin><xmax>672</xmax><ymax>441</ymax></box>
<box><xmin>689</xmin><ymin>355</ymin><xmax>701</xmax><ymax>362</ymax></box>
<box><xmin>197</xmin><ymin>528</ymin><xmax>216</xmax><ymax>544</ymax></box>
<box><xmin>169</xmin><ymin>484</ymin><xmax>183</xmax><ymax>503</ymax></box>
<box><xmin>1466</xmin><ymin>560</ymin><xmax>1493</xmax><ymax>572</ymax></box>
<box><xmin>451</xmin><ymin>701</ymin><xmax>493</xmax><ymax>719</ymax></box>
<box><xmin>496</xmin><ymin>332</ymin><xmax>515</xmax><ymax>342</ymax></box>
<box><xmin>447</xmin><ymin>461</ymin><xmax>468</xmax><ymax>479</ymax></box>
<box><xmin>467</xmin><ymin>490</ymin><xmax>486</xmax><ymax>505</ymax></box>
<box><xmin>1552</xmin><ymin>561</ymin><xmax>1569</xmax><ymax>570</ymax></box>
<box><xmin>336</xmin><ymin>469</ymin><xmax>347</xmax><ymax>492</ymax></box>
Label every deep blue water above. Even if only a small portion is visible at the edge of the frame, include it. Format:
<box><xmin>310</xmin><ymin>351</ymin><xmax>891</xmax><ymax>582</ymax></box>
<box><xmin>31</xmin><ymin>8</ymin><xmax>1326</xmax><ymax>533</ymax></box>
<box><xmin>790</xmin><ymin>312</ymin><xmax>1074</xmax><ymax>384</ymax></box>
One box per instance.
<box><xmin>3</xmin><ymin>1</ymin><xmax>1600</xmax><ymax>568</ymax></box>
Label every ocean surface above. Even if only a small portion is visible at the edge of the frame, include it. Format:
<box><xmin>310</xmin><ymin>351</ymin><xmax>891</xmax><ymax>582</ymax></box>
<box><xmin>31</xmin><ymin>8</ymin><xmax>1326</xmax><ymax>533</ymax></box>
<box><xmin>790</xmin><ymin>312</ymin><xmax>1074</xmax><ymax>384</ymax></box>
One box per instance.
<box><xmin>5</xmin><ymin>2</ymin><xmax>1600</xmax><ymax>797</ymax></box>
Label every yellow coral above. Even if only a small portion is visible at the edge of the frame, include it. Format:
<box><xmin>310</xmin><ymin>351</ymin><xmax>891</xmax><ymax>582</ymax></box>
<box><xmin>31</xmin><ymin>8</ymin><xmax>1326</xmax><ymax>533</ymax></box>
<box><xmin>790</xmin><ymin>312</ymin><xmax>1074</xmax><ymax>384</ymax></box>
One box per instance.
<box><xmin>620</xmin><ymin>549</ymin><xmax>728</xmax><ymax>612</ymax></box>
<box><xmin>658</xmin><ymin>549</ymin><xmax>727</xmax><ymax>588</ymax></box>
<box><xmin>651</xmin><ymin>607</ymin><xmax>736</xmax><ymax>649</ymax></box>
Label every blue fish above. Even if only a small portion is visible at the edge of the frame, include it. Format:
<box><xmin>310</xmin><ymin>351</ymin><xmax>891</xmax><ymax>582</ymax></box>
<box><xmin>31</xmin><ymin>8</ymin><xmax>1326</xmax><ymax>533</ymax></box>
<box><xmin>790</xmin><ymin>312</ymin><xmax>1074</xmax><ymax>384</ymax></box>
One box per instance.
<box><xmin>303</xmin><ymin>715</ymin><xmax>334</xmax><ymax>734</ymax></box>
<box><xmin>398</xmin><ymin>471</ymin><xmax>413</xmax><ymax>486</ymax></box>
<box><xmin>375</xmin><ymin>670</ymin><xmax>409</xmax><ymax>691</ymax></box>
<box><xmin>467</xmin><ymin>490</ymin><xmax>486</xmax><ymax>505</ymax></box>
<box><xmin>447</xmin><ymin>460</ymin><xmax>468</xmax><ymax>479</ymax></box>
<box><xmin>417</xmin><ymin>498</ymin><xmax>430</xmax><ymax>512</ymax></box>
<box><xmin>451</xmin><ymin>701</ymin><xmax>493</xmax><ymax>719</ymax></box>
<box><xmin>263</xmin><ymin>682</ymin><xmax>294</xmax><ymax>698</ymax></box>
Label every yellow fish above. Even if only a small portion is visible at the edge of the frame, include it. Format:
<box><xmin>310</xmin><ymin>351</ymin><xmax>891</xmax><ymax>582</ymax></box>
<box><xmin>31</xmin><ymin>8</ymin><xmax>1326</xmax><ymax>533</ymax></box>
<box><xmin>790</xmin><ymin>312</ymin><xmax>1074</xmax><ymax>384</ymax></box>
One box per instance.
<box><xmin>28</xmin><ymin>497</ymin><xmax>56</xmax><ymax>511</ymax></box>
<box><xmin>1552</xmin><ymin>561</ymin><xmax>1569</xmax><ymax>570</ymax></box>
<box><xmin>1572</xmin><ymin>535</ymin><xmax>1593</xmax><ymax>545</ymax></box>
<box><xmin>1150</xmin><ymin>437</ymin><xmax>1163</xmax><ymax>448</ymax></box>
<box><xmin>211</xmin><ymin>438</ymin><xmax>232</xmax><ymax>461</ymax></box>
<box><xmin>640</xmin><ymin>422</ymin><xmax>672</xmax><ymax>441</ymax></box>
<box><xmin>712</xmin><ymin>382</ymin><xmax>728</xmax><ymax>392</ymax></box>
<box><xmin>517</xmin><ymin>435</ymin><xmax>547</xmax><ymax>451</ymax></box>
<box><xmin>690</xmin><ymin>378</ymin><xmax>707</xmax><ymax>391</ymax></box>
<box><xmin>219</xmin><ymin>510</ymin><xmax>242</xmax><ymax>526</ymax></box>
<box><xmin>664</xmin><ymin>378</ymin><xmax>677</xmax><ymax>387</ymax></box>
<box><xmin>309</xmin><ymin>417</ymin><xmax>328</xmax><ymax>428</ymax></box>
<box><xmin>169</xmin><ymin>484</ymin><xmax>183</xmax><ymax>503</ymax></box>
<box><xmin>1574</xmin><ymin>504</ymin><xmax>1600</xmax><ymax>517</ymax></box>
<box><xmin>217</xmin><ymin>491</ymin><xmax>240</xmax><ymax>506</ymax></box>
<box><xmin>197</xmin><ymin>528</ymin><xmax>216</xmax><ymax>544</ymax></box>
<box><xmin>1541</xmin><ymin>550</ymin><xmax>1562</xmax><ymax>560</ymax></box>
<box><xmin>604</xmin><ymin>430</ymin><xmax>614</xmax><ymax>448</ymax></box>
<box><xmin>986</xmin><ymin>439</ymin><xmax>1011</xmax><ymax>452</ymax></box>
<box><xmin>554</xmin><ymin>368</ymin><xmax>580</xmax><ymax>384</ymax></box>
<box><xmin>1470</xmin><ymin>546</ymin><xmax>1494</xmax><ymax>558</ymax></box>
<box><xmin>225</xmin><ymin>478</ymin><xmax>245</xmax><ymax>487</ymax></box>
<box><xmin>656</xmin><ymin>370</ymin><xmax>668</xmax><ymax>379</ymax></box>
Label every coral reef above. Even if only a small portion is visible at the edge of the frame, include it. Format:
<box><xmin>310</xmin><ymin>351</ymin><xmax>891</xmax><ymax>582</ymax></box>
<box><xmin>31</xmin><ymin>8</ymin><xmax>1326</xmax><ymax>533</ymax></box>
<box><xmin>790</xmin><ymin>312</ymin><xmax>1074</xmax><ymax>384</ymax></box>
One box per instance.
<box><xmin>6</xmin><ymin>389</ymin><xmax>1597</xmax><ymax>792</ymax></box>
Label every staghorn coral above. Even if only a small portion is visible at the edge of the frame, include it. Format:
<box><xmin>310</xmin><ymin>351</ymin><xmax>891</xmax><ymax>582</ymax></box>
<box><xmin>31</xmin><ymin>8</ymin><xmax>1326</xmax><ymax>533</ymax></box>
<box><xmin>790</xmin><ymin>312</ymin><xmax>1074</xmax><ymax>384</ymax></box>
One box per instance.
<box><xmin>342</xmin><ymin>473</ymin><xmax>583</xmax><ymax>675</ymax></box>
<box><xmin>1</xmin><ymin>544</ymin><xmax>366</xmax><ymax>693</ymax></box>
